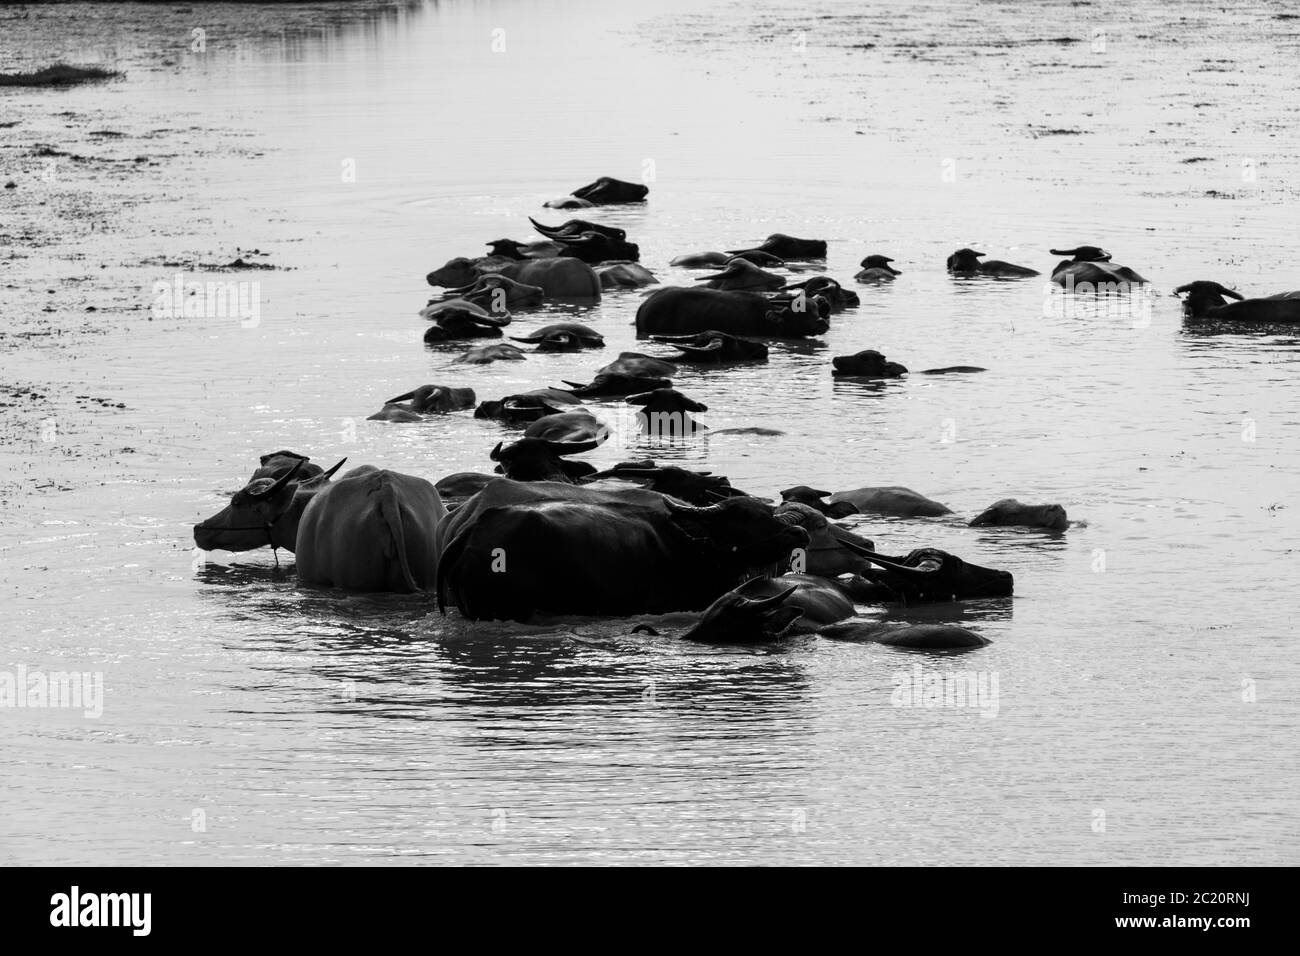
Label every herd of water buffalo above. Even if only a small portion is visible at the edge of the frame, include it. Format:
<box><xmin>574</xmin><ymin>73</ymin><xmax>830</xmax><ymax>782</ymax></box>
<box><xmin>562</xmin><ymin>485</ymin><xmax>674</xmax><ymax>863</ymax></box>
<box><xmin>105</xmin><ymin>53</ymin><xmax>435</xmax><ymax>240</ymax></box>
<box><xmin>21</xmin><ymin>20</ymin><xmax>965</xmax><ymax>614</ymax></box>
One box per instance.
<box><xmin>193</xmin><ymin>176</ymin><xmax>1300</xmax><ymax>646</ymax></box>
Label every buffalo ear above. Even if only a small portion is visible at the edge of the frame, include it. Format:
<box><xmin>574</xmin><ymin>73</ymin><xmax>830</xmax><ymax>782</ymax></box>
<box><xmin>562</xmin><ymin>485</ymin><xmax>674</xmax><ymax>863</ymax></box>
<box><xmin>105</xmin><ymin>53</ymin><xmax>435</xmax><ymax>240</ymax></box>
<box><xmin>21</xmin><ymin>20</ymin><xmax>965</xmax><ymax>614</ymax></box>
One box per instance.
<box><xmin>625</xmin><ymin>391</ymin><xmax>653</xmax><ymax>406</ymax></box>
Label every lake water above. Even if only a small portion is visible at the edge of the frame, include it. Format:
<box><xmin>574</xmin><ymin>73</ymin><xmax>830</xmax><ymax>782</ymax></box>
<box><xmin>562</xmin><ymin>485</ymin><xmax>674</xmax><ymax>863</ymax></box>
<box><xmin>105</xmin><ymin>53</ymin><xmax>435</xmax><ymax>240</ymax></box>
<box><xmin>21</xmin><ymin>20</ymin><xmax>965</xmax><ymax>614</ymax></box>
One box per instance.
<box><xmin>2</xmin><ymin>0</ymin><xmax>1298</xmax><ymax>865</ymax></box>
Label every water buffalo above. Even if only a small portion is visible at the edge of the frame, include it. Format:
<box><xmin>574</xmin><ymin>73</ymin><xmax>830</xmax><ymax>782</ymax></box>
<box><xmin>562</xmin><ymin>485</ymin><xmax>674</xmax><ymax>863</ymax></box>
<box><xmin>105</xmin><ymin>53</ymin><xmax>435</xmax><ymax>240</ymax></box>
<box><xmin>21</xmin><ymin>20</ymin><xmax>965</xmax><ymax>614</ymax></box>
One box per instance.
<box><xmin>650</xmin><ymin>330</ymin><xmax>768</xmax><ymax>363</ymax></box>
<box><xmin>435</xmin><ymin>472</ymin><xmax>497</xmax><ymax>502</ymax></box>
<box><xmin>841</xmin><ymin>548</ymin><xmax>1013</xmax><ymax>602</ymax></box>
<box><xmin>1175</xmin><ymin>281</ymin><xmax>1300</xmax><ymax>322</ymax></box>
<box><xmin>419</xmin><ymin>297</ymin><xmax>509</xmax><ymax>323</ymax></box>
<box><xmin>970</xmin><ymin>499</ymin><xmax>1068</xmax><ymax>530</ymax></box>
<box><xmin>670</xmin><ymin>251</ymin><xmax>730</xmax><ymax>268</ymax></box>
<box><xmin>369</xmin><ymin>385</ymin><xmax>476</xmax><ymax>421</ymax></box>
<box><xmin>778</xmin><ymin>486</ymin><xmax>858</xmax><ymax>519</ymax></box>
<box><xmin>530</xmin><ymin>217</ymin><xmax>626</xmax><ymax>242</ymax></box>
<box><xmin>568</xmin><ymin>176</ymin><xmax>649</xmax><ymax>204</ymax></box>
<box><xmin>485</xmin><ymin>238</ymin><xmax>561</xmax><ymax>260</ymax></box>
<box><xmin>832</xmin><ymin>350</ymin><xmax>908</xmax><ymax>378</ymax></box>
<box><xmin>524</xmin><ymin>410</ymin><xmax>606</xmax><ymax>444</ymax></box>
<box><xmin>435</xmin><ymin>480</ymin><xmax>808</xmax><ymax>619</ymax></box>
<box><xmin>489</xmin><ymin>437</ymin><xmax>601</xmax><ymax>483</ymax></box>
<box><xmin>291</xmin><ymin>467</ymin><xmax>446</xmax><ymax>592</ymax></box>
<box><xmin>919</xmin><ymin>366</ymin><xmax>986</xmax><ymax>374</ymax></box>
<box><xmin>830</xmin><ymin>486</ymin><xmax>952</xmax><ymax>518</ymax></box>
<box><xmin>627</xmin><ymin>388</ymin><xmax>708</xmax><ymax>436</ymax></box>
<box><xmin>554</xmin><ymin>231</ymin><xmax>640</xmax><ymax>264</ymax></box>
<box><xmin>561</xmin><ymin>372</ymin><xmax>673</xmax><ymax>397</ymax></box>
<box><xmin>543</xmin><ymin>196</ymin><xmax>595</xmax><ymax>210</ymax></box>
<box><xmin>636</xmin><ymin>287</ymin><xmax>830</xmax><ymax>339</ymax></box>
<box><xmin>728</xmin><ymin>250</ymin><xmax>786</xmax><ymax>268</ymax></box>
<box><xmin>451</xmin><ymin>343</ymin><xmax>528</xmax><ymax>364</ymax></box>
<box><xmin>427</xmin><ymin>256</ymin><xmax>601</xmax><ymax>300</ymax></box>
<box><xmin>510</xmin><ymin>322</ymin><xmax>605</xmax><ymax>351</ymax></box>
<box><xmin>580</xmin><ymin>461</ymin><xmax>748</xmax><ymax>504</ymax></box>
<box><xmin>819</xmin><ymin>621</ymin><xmax>990</xmax><ymax>648</ymax></box>
<box><xmin>423</xmin><ymin>305</ymin><xmax>511</xmax><ymax>343</ymax></box>
<box><xmin>597</xmin><ymin>352</ymin><xmax>678</xmax><ymax>378</ymax></box>
<box><xmin>774</xmin><ymin>502</ymin><xmax>876</xmax><ymax>577</ymax></box>
<box><xmin>677</xmin><ymin>583</ymin><xmax>804</xmax><ymax>643</ymax></box>
<box><xmin>193</xmin><ymin>456</ymin><xmax>346</xmax><ymax>555</ymax></box>
<box><xmin>596</xmin><ymin>261</ymin><xmax>657</xmax><ymax>289</ymax></box>
<box><xmin>727</xmin><ymin>233</ymin><xmax>827</xmax><ymax>260</ymax></box>
<box><xmin>1049</xmin><ymin>246</ymin><xmax>1147</xmax><ymax>288</ymax></box>
<box><xmin>732</xmin><ymin>574</ymin><xmax>856</xmax><ymax>632</ymax></box>
<box><xmin>445</xmin><ymin>274</ymin><xmax>545</xmax><ymax>310</ymax></box>
<box><xmin>947</xmin><ymin>248</ymin><xmax>1039</xmax><ymax>277</ymax></box>
<box><xmin>783</xmin><ymin>276</ymin><xmax>859</xmax><ymax>311</ymax></box>
<box><xmin>855</xmin><ymin>255</ymin><xmax>901</xmax><ymax>282</ymax></box>
<box><xmin>474</xmin><ymin>387</ymin><xmax>583</xmax><ymax>423</ymax></box>
<box><xmin>695</xmin><ymin>258</ymin><xmax>786</xmax><ymax>292</ymax></box>
<box><xmin>251</xmin><ymin>450</ymin><xmax>324</xmax><ymax>483</ymax></box>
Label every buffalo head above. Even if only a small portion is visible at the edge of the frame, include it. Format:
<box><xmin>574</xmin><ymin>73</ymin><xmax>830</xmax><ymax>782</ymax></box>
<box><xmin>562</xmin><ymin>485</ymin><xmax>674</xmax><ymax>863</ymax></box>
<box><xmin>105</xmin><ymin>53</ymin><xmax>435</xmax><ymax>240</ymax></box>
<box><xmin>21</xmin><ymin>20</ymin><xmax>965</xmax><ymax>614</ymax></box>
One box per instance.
<box><xmin>489</xmin><ymin>437</ymin><xmax>600</xmax><ymax>483</ymax></box>
<box><xmin>194</xmin><ymin>457</ymin><xmax>346</xmax><ymax>553</ymax></box>
<box><xmin>678</xmin><ymin>583</ymin><xmax>804</xmax><ymax>643</ymax></box>
<box><xmin>664</xmin><ymin>496</ymin><xmax>809</xmax><ymax>578</ymax></box>
<box><xmin>852</xmin><ymin>548</ymin><xmax>1013</xmax><ymax>602</ymax></box>
<box><xmin>1174</xmin><ymin>280</ymin><xmax>1244</xmax><ymax>317</ymax></box>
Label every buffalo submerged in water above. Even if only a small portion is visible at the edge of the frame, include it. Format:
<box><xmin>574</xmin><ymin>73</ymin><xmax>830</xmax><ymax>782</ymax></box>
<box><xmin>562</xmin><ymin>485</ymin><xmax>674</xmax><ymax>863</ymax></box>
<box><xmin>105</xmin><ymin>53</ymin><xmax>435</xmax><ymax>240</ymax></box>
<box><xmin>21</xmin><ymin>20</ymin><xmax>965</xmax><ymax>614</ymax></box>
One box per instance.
<box><xmin>434</xmin><ymin>478</ymin><xmax>809</xmax><ymax>621</ymax></box>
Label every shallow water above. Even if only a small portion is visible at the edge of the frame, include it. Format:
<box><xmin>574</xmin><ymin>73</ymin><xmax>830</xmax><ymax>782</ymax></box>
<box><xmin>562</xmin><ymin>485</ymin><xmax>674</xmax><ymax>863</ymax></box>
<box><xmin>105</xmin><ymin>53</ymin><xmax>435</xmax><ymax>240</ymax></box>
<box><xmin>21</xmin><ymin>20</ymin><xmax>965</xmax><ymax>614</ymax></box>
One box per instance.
<box><xmin>2</xmin><ymin>0</ymin><xmax>1299</xmax><ymax>865</ymax></box>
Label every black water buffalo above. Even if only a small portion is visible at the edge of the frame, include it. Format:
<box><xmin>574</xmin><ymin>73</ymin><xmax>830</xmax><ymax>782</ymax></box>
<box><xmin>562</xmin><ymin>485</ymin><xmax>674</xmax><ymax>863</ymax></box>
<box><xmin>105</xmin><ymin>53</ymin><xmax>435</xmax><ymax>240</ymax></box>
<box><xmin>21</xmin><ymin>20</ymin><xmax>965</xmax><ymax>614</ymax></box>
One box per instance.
<box><xmin>626</xmin><ymin>388</ymin><xmax>707</xmax><ymax>436</ymax></box>
<box><xmin>524</xmin><ymin>410</ymin><xmax>606</xmax><ymax>444</ymax></box>
<box><xmin>451</xmin><ymin>343</ymin><xmax>528</xmax><ymax>364</ymax></box>
<box><xmin>369</xmin><ymin>385</ymin><xmax>476</xmax><ymax>422</ymax></box>
<box><xmin>670</xmin><ymin>251</ymin><xmax>730</xmax><ymax>268</ymax></box>
<box><xmin>555</xmin><ymin>231</ymin><xmax>640</xmax><ymax>264</ymax></box>
<box><xmin>580</xmin><ymin>461</ymin><xmax>748</xmax><ymax>504</ymax></box>
<box><xmin>569</xmin><ymin>176</ymin><xmax>648</xmax><ymax>204</ymax></box>
<box><xmin>596</xmin><ymin>262</ymin><xmax>657</xmax><ymax>289</ymax></box>
<box><xmin>650</xmin><ymin>330</ymin><xmax>768</xmax><ymax>363</ymax></box>
<box><xmin>529</xmin><ymin>217</ymin><xmax>626</xmax><ymax>242</ymax></box>
<box><xmin>561</xmin><ymin>373</ymin><xmax>672</xmax><ymax>397</ymax></box>
<box><xmin>489</xmin><ymin>437</ymin><xmax>601</xmax><ymax>483</ymax></box>
<box><xmin>1175</xmin><ymin>280</ymin><xmax>1300</xmax><ymax>322</ymax></box>
<box><xmin>819</xmin><ymin>621</ymin><xmax>990</xmax><ymax>648</ymax></box>
<box><xmin>474</xmin><ymin>387</ymin><xmax>583</xmax><ymax>423</ymax></box>
<box><xmin>783</xmin><ymin>276</ymin><xmax>859</xmax><ymax>311</ymax></box>
<box><xmin>778</xmin><ymin>486</ymin><xmax>858</xmax><ymax>519</ymax></box>
<box><xmin>434</xmin><ymin>480</ymin><xmax>808</xmax><ymax>620</ymax></box>
<box><xmin>970</xmin><ymin>499</ymin><xmax>1068</xmax><ymax>530</ymax></box>
<box><xmin>293</xmin><ymin>466</ymin><xmax>447</xmax><ymax>592</ymax></box>
<box><xmin>773</xmin><ymin>502</ymin><xmax>875</xmax><ymax>577</ymax></box>
<box><xmin>193</xmin><ymin>456</ymin><xmax>346</xmax><ymax>555</ymax></box>
<box><xmin>510</xmin><ymin>322</ymin><xmax>605</xmax><ymax>351</ymax></box>
<box><xmin>855</xmin><ymin>255</ymin><xmax>901</xmax><ymax>282</ymax></box>
<box><xmin>841</xmin><ymin>548</ymin><xmax>1013</xmax><ymax>603</ymax></box>
<box><xmin>636</xmin><ymin>287</ymin><xmax>830</xmax><ymax>339</ymax></box>
<box><xmin>1049</xmin><ymin>246</ymin><xmax>1147</xmax><ymax>288</ymax></box>
<box><xmin>830</xmin><ymin>486</ymin><xmax>952</xmax><ymax>518</ymax></box>
<box><xmin>435</xmin><ymin>472</ymin><xmax>497</xmax><ymax>502</ymax></box>
<box><xmin>597</xmin><ymin>351</ymin><xmax>677</xmax><ymax>378</ymax></box>
<box><xmin>427</xmin><ymin>256</ymin><xmax>601</xmax><ymax>300</ymax></box>
<box><xmin>727</xmin><ymin>233</ymin><xmax>827</xmax><ymax>260</ymax></box>
<box><xmin>832</xmin><ymin>349</ymin><xmax>908</xmax><ymax>378</ymax></box>
<box><xmin>485</xmin><ymin>238</ymin><xmax>561</xmax><ymax>260</ymax></box>
<box><xmin>695</xmin><ymin>258</ymin><xmax>786</xmax><ymax>292</ymax></box>
<box><xmin>730</xmin><ymin>574</ymin><xmax>855</xmax><ymax>632</ymax></box>
<box><xmin>422</xmin><ymin>304</ymin><xmax>511</xmax><ymax>343</ymax></box>
<box><xmin>677</xmin><ymin>583</ymin><xmax>804</xmax><ymax>643</ymax></box>
<box><xmin>445</xmin><ymin>274</ymin><xmax>545</xmax><ymax>310</ymax></box>
<box><xmin>947</xmin><ymin>248</ymin><xmax>1039</xmax><ymax>277</ymax></box>
<box><xmin>728</xmin><ymin>250</ymin><xmax>786</xmax><ymax>268</ymax></box>
<box><xmin>251</xmin><ymin>450</ymin><xmax>324</xmax><ymax>483</ymax></box>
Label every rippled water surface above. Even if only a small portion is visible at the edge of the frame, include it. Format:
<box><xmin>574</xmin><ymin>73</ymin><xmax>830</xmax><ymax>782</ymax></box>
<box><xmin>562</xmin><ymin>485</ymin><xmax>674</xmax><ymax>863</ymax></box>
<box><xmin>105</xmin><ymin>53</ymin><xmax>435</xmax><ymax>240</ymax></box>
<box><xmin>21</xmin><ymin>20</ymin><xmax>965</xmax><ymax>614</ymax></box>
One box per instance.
<box><xmin>2</xmin><ymin>0</ymin><xmax>1299</xmax><ymax>865</ymax></box>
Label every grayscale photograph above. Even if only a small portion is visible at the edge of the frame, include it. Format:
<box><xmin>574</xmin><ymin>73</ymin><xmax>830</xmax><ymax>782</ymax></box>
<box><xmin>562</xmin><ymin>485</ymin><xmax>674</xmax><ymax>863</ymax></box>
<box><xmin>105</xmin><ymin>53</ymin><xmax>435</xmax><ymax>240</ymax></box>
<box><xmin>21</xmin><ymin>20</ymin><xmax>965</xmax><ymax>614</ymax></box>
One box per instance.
<box><xmin>1</xmin><ymin>0</ymin><xmax>1296</xmax><ymax>881</ymax></box>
